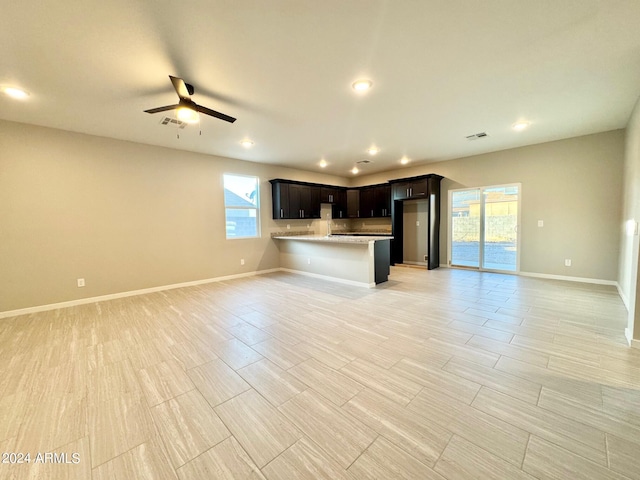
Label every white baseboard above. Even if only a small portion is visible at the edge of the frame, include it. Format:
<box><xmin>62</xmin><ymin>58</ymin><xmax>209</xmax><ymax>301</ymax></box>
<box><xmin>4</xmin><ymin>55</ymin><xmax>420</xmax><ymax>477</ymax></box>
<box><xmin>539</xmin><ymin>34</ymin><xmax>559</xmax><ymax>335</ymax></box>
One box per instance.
<box><xmin>0</xmin><ymin>268</ymin><xmax>281</xmax><ymax>320</ymax></box>
<box><xmin>403</xmin><ymin>261</ymin><xmax>427</xmax><ymax>267</ymax></box>
<box><xmin>627</xmin><ymin>328</ymin><xmax>640</xmax><ymax>349</ymax></box>
<box><xmin>617</xmin><ymin>283</ymin><xmax>630</xmax><ymax>310</ymax></box>
<box><xmin>279</xmin><ymin>268</ymin><xmax>375</xmax><ymax>288</ymax></box>
<box><xmin>518</xmin><ymin>271</ymin><xmax>617</xmax><ymax>286</ymax></box>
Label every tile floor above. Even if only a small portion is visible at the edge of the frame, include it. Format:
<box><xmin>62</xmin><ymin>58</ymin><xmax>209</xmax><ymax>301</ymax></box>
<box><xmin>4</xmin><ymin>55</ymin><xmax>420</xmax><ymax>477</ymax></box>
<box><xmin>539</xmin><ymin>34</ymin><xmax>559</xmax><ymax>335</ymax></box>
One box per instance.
<box><xmin>0</xmin><ymin>266</ymin><xmax>638</xmax><ymax>479</ymax></box>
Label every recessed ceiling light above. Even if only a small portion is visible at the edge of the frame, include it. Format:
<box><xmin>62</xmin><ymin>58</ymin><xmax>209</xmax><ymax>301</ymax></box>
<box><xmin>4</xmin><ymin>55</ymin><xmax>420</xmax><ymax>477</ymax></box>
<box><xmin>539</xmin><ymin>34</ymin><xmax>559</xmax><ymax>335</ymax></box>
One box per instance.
<box><xmin>351</xmin><ymin>167</ymin><xmax>359</xmax><ymax>174</ymax></box>
<box><xmin>176</xmin><ymin>106</ymin><xmax>199</xmax><ymax>124</ymax></box>
<box><xmin>2</xmin><ymin>86</ymin><xmax>29</xmax><ymax>100</ymax></box>
<box><xmin>319</xmin><ymin>159</ymin><xmax>327</xmax><ymax>168</ymax></box>
<box><xmin>240</xmin><ymin>139</ymin><xmax>254</xmax><ymax>148</ymax></box>
<box><xmin>367</xmin><ymin>146</ymin><xmax>380</xmax><ymax>155</ymax></box>
<box><xmin>512</xmin><ymin>121</ymin><xmax>530</xmax><ymax>131</ymax></box>
<box><xmin>352</xmin><ymin>79</ymin><xmax>372</xmax><ymax>92</ymax></box>
<box><xmin>400</xmin><ymin>157</ymin><xmax>410</xmax><ymax>165</ymax></box>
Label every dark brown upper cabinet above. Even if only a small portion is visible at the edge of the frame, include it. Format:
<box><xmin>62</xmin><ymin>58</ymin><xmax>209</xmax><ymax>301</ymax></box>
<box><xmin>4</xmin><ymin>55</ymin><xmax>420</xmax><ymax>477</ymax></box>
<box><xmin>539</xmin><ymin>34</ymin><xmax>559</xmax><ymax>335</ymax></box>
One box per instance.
<box><xmin>331</xmin><ymin>189</ymin><xmax>348</xmax><ymax>219</ymax></box>
<box><xmin>346</xmin><ymin>189</ymin><xmax>360</xmax><ymax>218</ymax></box>
<box><xmin>392</xmin><ymin>178</ymin><xmax>429</xmax><ymax>200</ymax></box>
<box><xmin>270</xmin><ymin>180</ymin><xmax>322</xmax><ymax>219</ymax></box>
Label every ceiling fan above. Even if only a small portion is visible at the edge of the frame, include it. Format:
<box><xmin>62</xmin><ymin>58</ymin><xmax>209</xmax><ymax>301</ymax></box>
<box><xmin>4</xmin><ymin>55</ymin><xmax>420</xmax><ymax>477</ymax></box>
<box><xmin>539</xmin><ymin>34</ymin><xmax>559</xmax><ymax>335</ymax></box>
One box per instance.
<box><xmin>144</xmin><ymin>75</ymin><xmax>236</xmax><ymax>124</ymax></box>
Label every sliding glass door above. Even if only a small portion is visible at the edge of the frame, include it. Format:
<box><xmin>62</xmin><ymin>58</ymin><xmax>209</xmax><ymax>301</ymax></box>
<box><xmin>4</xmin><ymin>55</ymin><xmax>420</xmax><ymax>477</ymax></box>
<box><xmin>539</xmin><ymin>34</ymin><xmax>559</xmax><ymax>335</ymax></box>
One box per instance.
<box><xmin>450</xmin><ymin>184</ymin><xmax>520</xmax><ymax>272</ymax></box>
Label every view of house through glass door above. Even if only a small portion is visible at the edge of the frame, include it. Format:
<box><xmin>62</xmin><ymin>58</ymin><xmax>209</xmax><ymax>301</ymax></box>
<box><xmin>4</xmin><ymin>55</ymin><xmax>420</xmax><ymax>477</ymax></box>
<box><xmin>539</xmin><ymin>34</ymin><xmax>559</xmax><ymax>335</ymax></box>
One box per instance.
<box><xmin>450</xmin><ymin>184</ymin><xmax>520</xmax><ymax>272</ymax></box>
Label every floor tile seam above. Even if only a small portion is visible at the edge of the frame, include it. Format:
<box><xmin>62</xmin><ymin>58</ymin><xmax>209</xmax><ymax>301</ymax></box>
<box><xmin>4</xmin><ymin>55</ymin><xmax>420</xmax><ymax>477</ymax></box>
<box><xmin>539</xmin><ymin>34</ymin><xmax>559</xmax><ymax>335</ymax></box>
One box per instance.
<box><xmin>450</xmin><ymin>354</ymin><xmax>543</xmax><ymax>387</ymax></box>
<box><xmin>88</xmin><ymin>436</ymin><xmax>150</xmax><ymax>471</ymax></box>
<box><xmin>522</xmin><ymin>433</ymin><xmax>631</xmax><ymax>476</ymax></box>
<box><xmin>514</xmin><ymin>342</ymin><xmax>602</xmax><ymax>366</ymax></box>
<box><xmin>135</xmin><ymin>370</ymin><xmax>198</xmax><ymax>410</ymax></box>
<box><xmin>520</xmin><ymin>433</ymin><xmax>532</xmax><ymax>470</ymax></box>
<box><xmin>535</xmin><ymin>391</ymin><xmax>640</xmax><ymax>444</ymax></box>
<box><xmin>150</xmin><ymin>408</ymin><xmax>232</xmax><ymax>471</ymax></box>
<box><xmin>471</xmin><ymin>385</ymin><xmax>607</xmax><ymax>452</ymax></box>
<box><xmin>276</xmin><ymin>393</ymin><xmax>377</xmax><ymax>470</ymax></box>
<box><xmin>545</xmin><ymin>362</ymin><xmax>640</xmax><ymax>390</ymax></box>
<box><xmin>605</xmin><ymin>432</ymin><xmax>612</xmax><ymax>470</ymax></box>
<box><xmin>198</xmin><ymin>379</ymin><xmax>252</xmax><ymax>412</ymax></box>
<box><xmin>172</xmin><ymin>434</ymin><xmax>245</xmax><ymax>477</ymax></box>
<box><xmin>212</xmin><ymin>387</ymin><xmax>304</xmax><ymax>471</ymax></box>
<box><xmin>343</xmin><ymin>433</ymin><xmax>380</xmax><ymax>471</ymax></box>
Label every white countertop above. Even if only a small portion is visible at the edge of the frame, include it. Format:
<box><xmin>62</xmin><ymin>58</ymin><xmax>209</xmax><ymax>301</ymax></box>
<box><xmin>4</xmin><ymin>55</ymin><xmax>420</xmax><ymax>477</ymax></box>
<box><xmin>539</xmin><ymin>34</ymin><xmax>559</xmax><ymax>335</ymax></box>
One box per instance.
<box><xmin>272</xmin><ymin>234</ymin><xmax>393</xmax><ymax>244</ymax></box>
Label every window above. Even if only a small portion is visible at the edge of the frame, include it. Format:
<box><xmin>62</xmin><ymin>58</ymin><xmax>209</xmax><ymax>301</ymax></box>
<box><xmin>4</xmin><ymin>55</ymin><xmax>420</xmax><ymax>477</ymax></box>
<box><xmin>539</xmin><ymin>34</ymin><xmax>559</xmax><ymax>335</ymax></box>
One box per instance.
<box><xmin>223</xmin><ymin>174</ymin><xmax>260</xmax><ymax>238</ymax></box>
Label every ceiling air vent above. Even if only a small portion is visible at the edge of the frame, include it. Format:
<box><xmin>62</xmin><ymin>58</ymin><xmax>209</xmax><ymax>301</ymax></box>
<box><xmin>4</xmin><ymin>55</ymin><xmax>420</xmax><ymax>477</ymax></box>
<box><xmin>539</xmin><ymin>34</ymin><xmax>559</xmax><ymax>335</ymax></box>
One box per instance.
<box><xmin>466</xmin><ymin>132</ymin><xmax>488</xmax><ymax>140</ymax></box>
<box><xmin>160</xmin><ymin>116</ymin><xmax>187</xmax><ymax>129</ymax></box>
<box><xmin>356</xmin><ymin>159</ymin><xmax>373</xmax><ymax>164</ymax></box>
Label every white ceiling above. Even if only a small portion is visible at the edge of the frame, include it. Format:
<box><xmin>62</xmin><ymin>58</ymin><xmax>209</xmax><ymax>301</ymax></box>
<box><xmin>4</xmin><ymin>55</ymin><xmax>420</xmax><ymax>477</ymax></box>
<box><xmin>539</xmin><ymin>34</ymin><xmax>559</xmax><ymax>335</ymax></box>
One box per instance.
<box><xmin>2</xmin><ymin>1</ymin><xmax>640</xmax><ymax>177</ymax></box>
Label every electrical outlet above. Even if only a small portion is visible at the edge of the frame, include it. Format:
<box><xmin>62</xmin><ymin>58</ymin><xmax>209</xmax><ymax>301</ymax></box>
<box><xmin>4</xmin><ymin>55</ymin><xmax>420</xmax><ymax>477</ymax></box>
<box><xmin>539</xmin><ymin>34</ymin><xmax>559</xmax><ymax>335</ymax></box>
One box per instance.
<box><xmin>287</xmin><ymin>224</ymin><xmax>290</xmax><ymax>229</ymax></box>
<box><xmin>77</xmin><ymin>278</ymin><xmax>85</xmax><ymax>288</ymax></box>
<box><xmin>424</xmin><ymin>255</ymin><xmax>428</xmax><ymax>261</ymax></box>
<box><xmin>538</xmin><ymin>220</ymin><xmax>544</xmax><ymax>227</ymax></box>
<box><xmin>564</xmin><ymin>259</ymin><xmax>572</xmax><ymax>267</ymax></box>
<box><xmin>240</xmin><ymin>259</ymin><xmax>245</xmax><ymax>265</ymax></box>
<box><xmin>416</xmin><ymin>221</ymin><xmax>420</xmax><ymax>226</ymax></box>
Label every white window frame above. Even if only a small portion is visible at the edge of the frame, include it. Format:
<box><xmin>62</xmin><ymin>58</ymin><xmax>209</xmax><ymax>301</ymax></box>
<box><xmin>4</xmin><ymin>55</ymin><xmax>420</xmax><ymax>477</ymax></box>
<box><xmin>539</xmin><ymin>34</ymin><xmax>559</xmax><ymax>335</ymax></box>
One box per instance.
<box><xmin>223</xmin><ymin>173</ymin><xmax>260</xmax><ymax>239</ymax></box>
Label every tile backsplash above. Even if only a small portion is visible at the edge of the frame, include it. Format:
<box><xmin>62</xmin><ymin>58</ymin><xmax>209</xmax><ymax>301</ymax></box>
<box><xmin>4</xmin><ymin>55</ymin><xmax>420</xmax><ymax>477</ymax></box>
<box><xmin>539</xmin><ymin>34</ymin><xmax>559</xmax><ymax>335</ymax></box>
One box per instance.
<box><xmin>269</xmin><ymin>204</ymin><xmax>391</xmax><ymax>237</ymax></box>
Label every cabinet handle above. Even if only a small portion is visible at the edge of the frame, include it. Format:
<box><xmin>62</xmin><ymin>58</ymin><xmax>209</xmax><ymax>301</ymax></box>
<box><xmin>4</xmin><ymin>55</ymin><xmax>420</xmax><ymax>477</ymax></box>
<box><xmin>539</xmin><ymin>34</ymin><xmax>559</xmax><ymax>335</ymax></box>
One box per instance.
<box><xmin>371</xmin><ymin>209</ymin><xmax>374</xmax><ymax>217</ymax></box>
<box><xmin>357</xmin><ymin>210</ymin><xmax>360</xmax><ymax>217</ymax></box>
<box><xmin>280</xmin><ymin>208</ymin><xmax>283</xmax><ymax>218</ymax></box>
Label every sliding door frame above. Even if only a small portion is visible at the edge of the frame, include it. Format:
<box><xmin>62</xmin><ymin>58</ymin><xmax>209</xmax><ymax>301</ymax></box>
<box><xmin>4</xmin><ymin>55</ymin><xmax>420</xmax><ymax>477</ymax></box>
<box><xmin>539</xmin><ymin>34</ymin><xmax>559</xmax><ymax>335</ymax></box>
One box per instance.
<box><xmin>447</xmin><ymin>183</ymin><xmax>521</xmax><ymax>274</ymax></box>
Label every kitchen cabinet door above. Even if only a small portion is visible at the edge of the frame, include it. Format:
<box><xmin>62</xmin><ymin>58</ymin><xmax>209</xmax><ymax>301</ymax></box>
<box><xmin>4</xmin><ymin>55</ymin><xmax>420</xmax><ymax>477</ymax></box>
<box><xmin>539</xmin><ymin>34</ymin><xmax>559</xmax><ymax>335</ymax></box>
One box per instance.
<box><xmin>375</xmin><ymin>184</ymin><xmax>391</xmax><ymax>217</ymax></box>
<box><xmin>359</xmin><ymin>187</ymin><xmax>376</xmax><ymax>218</ymax></box>
<box><xmin>332</xmin><ymin>189</ymin><xmax>348</xmax><ymax>219</ymax></box>
<box><xmin>271</xmin><ymin>181</ymin><xmax>290</xmax><ymax>219</ymax></box>
<box><xmin>347</xmin><ymin>189</ymin><xmax>360</xmax><ymax>218</ymax></box>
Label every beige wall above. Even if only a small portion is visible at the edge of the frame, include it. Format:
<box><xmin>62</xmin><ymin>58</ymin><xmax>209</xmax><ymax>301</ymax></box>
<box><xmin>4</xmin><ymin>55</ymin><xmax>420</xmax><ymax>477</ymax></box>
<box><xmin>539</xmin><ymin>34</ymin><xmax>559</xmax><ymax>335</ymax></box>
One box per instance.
<box><xmin>0</xmin><ymin>120</ymin><xmax>346</xmax><ymax>312</ymax></box>
<box><xmin>353</xmin><ymin>130</ymin><xmax>625</xmax><ymax>281</ymax></box>
<box><xmin>619</xmin><ymin>97</ymin><xmax>640</xmax><ymax>342</ymax></box>
<box><xmin>0</xmin><ymin>120</ymin><xmax>625</xmax><ymax>314</ymax></box>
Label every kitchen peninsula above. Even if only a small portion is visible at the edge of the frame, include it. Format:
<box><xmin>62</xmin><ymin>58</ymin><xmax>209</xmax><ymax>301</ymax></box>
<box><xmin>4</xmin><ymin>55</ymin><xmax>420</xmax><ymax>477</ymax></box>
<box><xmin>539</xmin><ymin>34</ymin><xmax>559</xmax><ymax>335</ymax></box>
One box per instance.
<box><xmin>272</xmin><ymin>234</ymin><xmax>392</xmax><ymax>287</ymax></box>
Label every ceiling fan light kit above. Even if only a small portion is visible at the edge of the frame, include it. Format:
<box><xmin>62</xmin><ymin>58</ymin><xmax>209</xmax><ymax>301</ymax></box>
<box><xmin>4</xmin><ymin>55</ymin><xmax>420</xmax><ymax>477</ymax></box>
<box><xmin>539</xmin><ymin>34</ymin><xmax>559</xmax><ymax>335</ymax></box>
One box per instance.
<box><xmin>145</xmin><ymin>75</ymin><xmax>236</xmax><ymax>125</ymax></box>
<box><xmin>176</xmin><ymin>106</ymin><xmax>199</xmax><ymax>124</ymax></box>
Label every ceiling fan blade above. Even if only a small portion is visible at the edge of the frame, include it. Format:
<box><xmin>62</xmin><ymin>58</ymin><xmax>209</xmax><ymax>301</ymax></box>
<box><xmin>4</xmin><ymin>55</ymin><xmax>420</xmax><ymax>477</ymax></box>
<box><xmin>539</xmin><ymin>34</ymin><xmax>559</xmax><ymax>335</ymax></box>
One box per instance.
<box><xmin>144</xmin><ymin>104</ymin><xmax>180</xmax><ymax>114</ymax></box>
<box><xmin>169</xmin><ymin>75</ymin><xmax>191</xmax><ymax>99</ymax></box>
<box><xmin>195</xmin><ymin>104</ymin><xmax>237</xmax><ymax>123</ymax></box>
